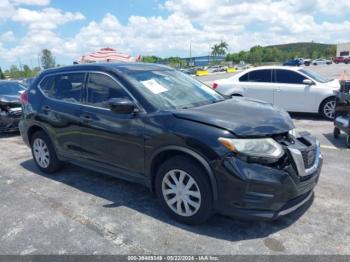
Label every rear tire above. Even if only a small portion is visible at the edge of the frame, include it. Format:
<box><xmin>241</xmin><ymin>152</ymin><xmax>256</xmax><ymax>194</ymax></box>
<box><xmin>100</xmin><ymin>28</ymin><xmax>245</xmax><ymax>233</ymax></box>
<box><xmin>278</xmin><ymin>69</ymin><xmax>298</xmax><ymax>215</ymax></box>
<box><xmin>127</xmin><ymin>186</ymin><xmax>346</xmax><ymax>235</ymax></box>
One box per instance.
<box><xmin>155</xmin><ymin>156</ymin><xmax>213</xmax><ymax>224</ymax></box>
<box><xmin>320</xmin><ymin>97</ymin><xmax>336</xmax><ymax>120</ymax></box>
<box><xmin>31</xmin><ymin>131</ymin><xmax>63</xmax><ymax>173</ymax></box>
<box><xmin>333</xmin><ymin>127</ymin><xmax>340</xmax><ymax>139</ymax></box>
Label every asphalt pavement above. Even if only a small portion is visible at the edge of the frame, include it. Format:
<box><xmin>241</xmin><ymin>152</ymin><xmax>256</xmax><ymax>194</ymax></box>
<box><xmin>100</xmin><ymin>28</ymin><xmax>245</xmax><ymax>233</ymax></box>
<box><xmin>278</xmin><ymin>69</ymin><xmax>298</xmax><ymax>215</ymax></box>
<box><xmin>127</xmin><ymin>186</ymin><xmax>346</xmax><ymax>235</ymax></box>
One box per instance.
<box><xmin>0</xmin><ymin>114</ymin><xmax>349</xmax><ymax>255</ymax></box>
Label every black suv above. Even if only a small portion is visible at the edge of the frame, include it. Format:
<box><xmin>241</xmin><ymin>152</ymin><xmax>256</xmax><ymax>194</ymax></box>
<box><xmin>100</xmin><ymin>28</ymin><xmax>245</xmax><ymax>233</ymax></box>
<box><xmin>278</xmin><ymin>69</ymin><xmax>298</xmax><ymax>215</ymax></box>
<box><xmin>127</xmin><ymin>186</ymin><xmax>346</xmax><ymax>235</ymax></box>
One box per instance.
<box><xmin>19</xmin><ymin>63</ymin><xmax>322</xmax><ymax>224</ymax></box>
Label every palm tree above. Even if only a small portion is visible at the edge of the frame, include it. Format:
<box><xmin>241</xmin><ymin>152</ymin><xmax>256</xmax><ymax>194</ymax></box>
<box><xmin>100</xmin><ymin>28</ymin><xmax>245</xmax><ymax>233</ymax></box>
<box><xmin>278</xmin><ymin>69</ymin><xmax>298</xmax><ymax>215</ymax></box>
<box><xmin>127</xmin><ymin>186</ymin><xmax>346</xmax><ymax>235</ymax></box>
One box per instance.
<box><xmin>218</xmin><ymin>41</ymin><xmax>228</xmax><ymax>55</ymax></box>
<box><xmin>211</xmin><ymin>41</ymin><xmax>229</xmax><ymax>64</ymax></box>
<box><xmin>211</xmin><ymin>44</ymin><xmax>220</xmax><ymax>56</ymax></box>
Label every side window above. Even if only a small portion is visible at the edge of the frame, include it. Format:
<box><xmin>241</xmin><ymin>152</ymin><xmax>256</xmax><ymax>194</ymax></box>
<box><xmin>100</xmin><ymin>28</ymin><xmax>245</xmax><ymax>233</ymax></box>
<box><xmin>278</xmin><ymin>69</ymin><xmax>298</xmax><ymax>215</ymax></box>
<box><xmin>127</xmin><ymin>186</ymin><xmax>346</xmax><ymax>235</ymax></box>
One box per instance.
<box><xmin>40</xmin><ymin>73</ymin><xmax>85</xmax><ymax>103</ymax></box>
<box><xmin>239</xmin><ymin>73</ymin><xmax>248</xmax><ymax>82</ymax></box>
<box><xmin>247</xmin><ymin>70</ymin><xmax>272</xmax><ymax>82</ymax></box>
<box><xmin>275</xmin><ymin>70</ymin><xmax>306</xmax><ymax>84</ymax></box>
<box><xmin>85</xmin><ymin>73</ymin><xmax>128</xmax><ymax>108</ymax></box>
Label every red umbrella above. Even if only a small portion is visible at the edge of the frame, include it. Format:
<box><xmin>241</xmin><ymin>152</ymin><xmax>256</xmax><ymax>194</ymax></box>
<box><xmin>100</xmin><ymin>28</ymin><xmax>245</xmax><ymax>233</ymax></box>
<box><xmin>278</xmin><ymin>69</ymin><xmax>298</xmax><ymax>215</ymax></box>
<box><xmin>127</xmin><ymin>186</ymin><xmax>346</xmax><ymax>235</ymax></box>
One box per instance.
<box><xmin>78</xmin><ymin>48</ymin><xmax>141</xmax><ymax>63</ymax></box>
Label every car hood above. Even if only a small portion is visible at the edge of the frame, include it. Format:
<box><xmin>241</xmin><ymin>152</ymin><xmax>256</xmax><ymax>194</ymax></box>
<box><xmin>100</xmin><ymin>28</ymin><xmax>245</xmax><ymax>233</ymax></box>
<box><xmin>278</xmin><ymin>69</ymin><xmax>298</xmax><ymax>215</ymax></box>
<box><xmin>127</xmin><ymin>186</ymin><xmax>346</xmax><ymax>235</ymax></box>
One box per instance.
<box><xmin>173</xmin><ymin>97</ymin><xmax>294</xmax><ymax>137</ymax></box>
<box><xmin>325</xmin><ymin>79</ymin><xmax>341</xmax><ymax>89</ymax></box>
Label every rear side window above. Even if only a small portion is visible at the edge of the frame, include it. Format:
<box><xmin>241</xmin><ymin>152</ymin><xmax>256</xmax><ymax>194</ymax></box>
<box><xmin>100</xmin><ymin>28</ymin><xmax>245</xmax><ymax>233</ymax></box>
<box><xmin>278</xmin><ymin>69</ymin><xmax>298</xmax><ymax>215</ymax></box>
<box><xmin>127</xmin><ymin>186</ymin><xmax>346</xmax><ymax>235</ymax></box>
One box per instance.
<box><xmin>40</xmin><ymin>73</ymin><xmax>85</xmax><ymax>103</ymax></box>
<box><xmin>239</xmin><ymin>73</ymin><xmax>248</xmax><ymax>82</ymax></box>
<box><xmin>248</xmin><ymin>70</ymin><xmax>272</xmax><ymax>82</ymax></box>
<box><xmin>85</xmin><ymin>73</ymin><xmax>128</xmax><ymax>108</ymax></box>
<box><xmin>275</xmin><ymin>70</ymin><xmax>306</xmax><ymax>84</ymax></box>
<box><xmin>239</xmin><ymin>70</ymin><xmax>272</xmax><ymax>82</ymax></box>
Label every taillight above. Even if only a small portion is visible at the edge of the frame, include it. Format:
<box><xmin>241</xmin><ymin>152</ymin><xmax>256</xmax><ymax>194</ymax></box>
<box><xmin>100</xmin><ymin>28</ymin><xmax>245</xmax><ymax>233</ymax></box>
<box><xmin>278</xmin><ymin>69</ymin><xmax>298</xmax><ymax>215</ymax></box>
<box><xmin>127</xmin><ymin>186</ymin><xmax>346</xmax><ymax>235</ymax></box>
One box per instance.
<box><xmin>20</xmin><ymin>90</ymin><xmax>29</xmax><ymax>104</ymax></box>
<box><xmin>212</xmin><ymin>82</ymin><xmax>218</xmax><ymax>89</ymax></box>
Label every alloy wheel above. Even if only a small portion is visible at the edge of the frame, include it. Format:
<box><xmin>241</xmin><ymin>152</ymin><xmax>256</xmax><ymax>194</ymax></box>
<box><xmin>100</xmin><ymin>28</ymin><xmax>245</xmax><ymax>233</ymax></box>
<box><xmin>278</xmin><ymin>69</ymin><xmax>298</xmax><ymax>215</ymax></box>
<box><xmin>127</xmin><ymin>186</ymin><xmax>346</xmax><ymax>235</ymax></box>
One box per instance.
<box><xmin>161</xmin><ymin>169</ymin><xmax>201</xmax><ymax>217</ymax></box>
<box><xmin>33</xmin><ymin>138</ymin><xmax>50</xmax><ymax>168</ymax></box>
<box><xmin>323</xmin><ymin>100</ymin><xmax>336</xmax><ymax>119</ymax></box>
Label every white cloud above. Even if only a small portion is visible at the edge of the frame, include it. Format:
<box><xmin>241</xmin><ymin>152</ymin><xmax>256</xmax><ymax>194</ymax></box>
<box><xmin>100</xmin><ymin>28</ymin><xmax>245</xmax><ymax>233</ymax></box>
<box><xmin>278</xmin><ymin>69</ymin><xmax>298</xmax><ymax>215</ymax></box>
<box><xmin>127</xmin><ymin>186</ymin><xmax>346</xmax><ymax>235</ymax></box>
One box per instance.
<box><xmin>12</xmin><ymin>7</ymin><xmax>85</xmax><ymax>29</ymax></box>
<box><xmin>10</xmin><ymin>0</ymin><xmax>50</xmax><ymax>6</ymax></box>
<box><xmin>1</xmin><ymin>0</ymin><xmax>350</xmax><ymax>67</ymax></box>
<box><xmin>0</xmin><ymin>0</ymin><xmax>16</xmax><ymax>21</ymax></box>
<box><xmin>0</xmin><ymin>31</ymin><xmax>15</xmax><ymax>42</ymax></box>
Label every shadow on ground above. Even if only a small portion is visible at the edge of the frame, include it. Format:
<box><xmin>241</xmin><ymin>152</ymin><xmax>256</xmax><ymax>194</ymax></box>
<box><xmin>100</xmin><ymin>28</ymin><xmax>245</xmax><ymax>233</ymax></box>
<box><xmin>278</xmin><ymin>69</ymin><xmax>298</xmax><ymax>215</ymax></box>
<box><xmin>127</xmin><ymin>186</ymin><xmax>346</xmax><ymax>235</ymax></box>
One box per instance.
<box><xmin>323</xmin><ymin>133</ymin><xmax>349</xmax><ymax>149</ymax></box>
<box><xmin>21</xmin><ymin>159</ymin><xmax>313</xmax><ymax>242</ymax></box>
<box><xmin>289</xmin><ymin>112</ymin><xmax>326</xmax><ymax>121</ymax></box>
<box><xmin>0</xmin><ymin>131</ymin><xmax>20</xmax><ymax>139</ymax></box>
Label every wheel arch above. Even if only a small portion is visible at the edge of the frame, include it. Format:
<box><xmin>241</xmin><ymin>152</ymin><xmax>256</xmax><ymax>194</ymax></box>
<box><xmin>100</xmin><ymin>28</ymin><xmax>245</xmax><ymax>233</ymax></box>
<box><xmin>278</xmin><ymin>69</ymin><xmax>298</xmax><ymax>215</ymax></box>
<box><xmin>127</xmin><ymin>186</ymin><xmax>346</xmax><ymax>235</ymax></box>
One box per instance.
<box><xmin>148</xmin><ymin>146</ymin><xmax>218</xmax><ymax>201</ymax></box>
<box><xmin>318</xmin><ymin>95</ymin><xmax>336</xmax><ymax>113</ymax></box>
<box><xmin>27</xmin><ymin>125</ymin><xmax>46</xmax><ymax>145</ymax></box>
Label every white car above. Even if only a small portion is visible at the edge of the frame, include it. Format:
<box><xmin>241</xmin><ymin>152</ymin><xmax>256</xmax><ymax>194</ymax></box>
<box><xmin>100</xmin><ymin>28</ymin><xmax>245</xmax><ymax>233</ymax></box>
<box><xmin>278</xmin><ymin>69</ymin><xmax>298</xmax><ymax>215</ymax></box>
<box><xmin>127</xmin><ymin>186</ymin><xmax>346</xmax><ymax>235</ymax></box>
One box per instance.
<box><xmin>212</xmin><ymin>66</ymin><xmax>340</xmax><ymax>120</ymax></box>
<box><xmin>312</xmin><ymin>58</ymin><xmax>332</xmax><ymax>65</ymax></box>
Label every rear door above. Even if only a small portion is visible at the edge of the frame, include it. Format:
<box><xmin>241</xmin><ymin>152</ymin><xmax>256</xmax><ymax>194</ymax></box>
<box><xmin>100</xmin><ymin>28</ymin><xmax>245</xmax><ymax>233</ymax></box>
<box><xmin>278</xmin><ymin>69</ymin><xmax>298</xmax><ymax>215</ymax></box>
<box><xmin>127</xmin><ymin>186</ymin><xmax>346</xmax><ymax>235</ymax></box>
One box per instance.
<box><xmin>78</xmin><ymin>72</ymin><xmax>145</xmax><ymax>175</ymax></box>
<box><xmin>273</xmin><ymin>69</ymin><xmax>317</xmax><ymax>112</ymax></box>
<box><xmin>38</xmin><ymin>72</ymin><xmax>85</xmax><ymax>159</ymax></box>
<box><xmin>239</xmin><ymin>69</ymin><xmax>274</xmax><ymax>104</ymax></box>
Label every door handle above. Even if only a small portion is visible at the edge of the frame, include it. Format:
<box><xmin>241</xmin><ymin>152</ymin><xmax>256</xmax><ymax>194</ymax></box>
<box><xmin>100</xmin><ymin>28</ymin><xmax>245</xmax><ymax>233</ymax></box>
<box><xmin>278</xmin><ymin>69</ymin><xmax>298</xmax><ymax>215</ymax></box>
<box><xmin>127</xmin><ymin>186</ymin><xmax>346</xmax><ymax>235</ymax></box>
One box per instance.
<box><xmin>42</xmin><ymin>105</ymin><xmax>51</xmax><ymax>112</ymax></box>
<box><xmin>80</xmin><ymin>115</ymin><xmax>93</xmax><ymax>123</ymax></box>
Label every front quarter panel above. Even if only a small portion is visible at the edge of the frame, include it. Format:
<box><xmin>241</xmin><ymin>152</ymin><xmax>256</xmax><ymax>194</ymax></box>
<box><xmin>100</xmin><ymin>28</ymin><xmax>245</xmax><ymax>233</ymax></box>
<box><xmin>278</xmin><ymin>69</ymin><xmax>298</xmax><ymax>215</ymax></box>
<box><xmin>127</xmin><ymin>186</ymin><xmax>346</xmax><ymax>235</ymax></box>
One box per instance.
<box><xmin>144</xmin><ymin>112</ymin><xmax>232</xmax><ymax>172</ymax></box>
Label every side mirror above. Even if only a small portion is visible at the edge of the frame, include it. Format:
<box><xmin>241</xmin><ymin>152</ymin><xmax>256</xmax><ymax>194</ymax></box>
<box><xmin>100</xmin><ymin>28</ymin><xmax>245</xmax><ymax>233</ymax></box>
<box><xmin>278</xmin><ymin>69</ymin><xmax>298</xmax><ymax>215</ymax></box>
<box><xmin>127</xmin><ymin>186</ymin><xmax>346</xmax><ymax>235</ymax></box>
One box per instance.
<box><xmin>108</xmin><ymin>98</ymin><xmax>137</xmax><ymax>114</ymax></box>
<box><xmin>303</xmin><ymin>79</ymin><xmax>314</xmax><ymax>85</ymax></box>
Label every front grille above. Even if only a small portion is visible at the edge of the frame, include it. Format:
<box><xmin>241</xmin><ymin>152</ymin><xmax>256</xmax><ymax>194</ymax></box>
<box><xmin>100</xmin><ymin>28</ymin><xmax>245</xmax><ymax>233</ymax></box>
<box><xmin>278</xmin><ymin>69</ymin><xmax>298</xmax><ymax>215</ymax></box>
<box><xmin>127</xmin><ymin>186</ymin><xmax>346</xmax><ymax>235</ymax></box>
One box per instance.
<box><xmin>301</xmin><ymin>148</ymin><xmax>316</xmax><ymax>169</ymax></box>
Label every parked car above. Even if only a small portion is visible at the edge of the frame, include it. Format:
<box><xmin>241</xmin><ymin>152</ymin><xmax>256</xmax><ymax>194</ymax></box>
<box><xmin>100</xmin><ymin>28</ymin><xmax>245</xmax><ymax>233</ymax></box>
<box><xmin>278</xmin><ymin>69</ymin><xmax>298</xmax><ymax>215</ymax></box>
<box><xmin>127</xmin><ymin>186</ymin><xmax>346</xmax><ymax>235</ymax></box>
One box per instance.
<box><xmin>212</xmin><ymin>66</ymin><xmax>340</xmax><ymax>120</ymax></box>
<box><xmin>303</xmin><ymin>59</ymin><xmax>311</xmax><ymax>66</ymax></box>
<box><xmin>312</xmin><ymin>58</ymin><xmax>332</xmax><ymax>65</ymax></box>
<box><xmin>0</xmin><ymin>81</ymin><xmax>25</xmax><ymax>132</ymax></box>
<box><xmin>333</xmin><ymin>56</ymin><xmax>349</xmax><ymax>64</ymax></box>
<box><xmin>180</xmin><ymin>68</ymin><xmax>197</xmax><ymax>75</ymax></box>
<box><xmin>19</xmin><ymin>63</ymin><xmax>322</xmax><ymax>224</ymax></box>
<box><xmin>283</xmin><ymin>59</ymin><xmax>302</xmax><ymax>66</ymax></box>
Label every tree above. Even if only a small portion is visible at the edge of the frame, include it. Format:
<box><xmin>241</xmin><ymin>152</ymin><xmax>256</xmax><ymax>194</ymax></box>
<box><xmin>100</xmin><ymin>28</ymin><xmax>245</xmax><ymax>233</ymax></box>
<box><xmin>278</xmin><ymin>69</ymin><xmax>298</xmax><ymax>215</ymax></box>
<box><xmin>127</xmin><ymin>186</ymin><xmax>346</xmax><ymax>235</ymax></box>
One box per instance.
<box><xmin>218</xmin><ymin>41</ymin><xmax>228</xmax><ymax>55</ymax></box>
<box><xmin>0</xmin><ymin>67</ymin><xmax>4</xmax><ymax>79</ymax></box>
<box><xmin>40</xmin><ymin>49</ymin><xmax>56</xmax><ymax>69</ymax></box>
<box><xmin>142</xmin><ymin>56</ymin><xmax>161</xmax><ymax>63</ymax></box>
<box><xmin>23</xmin><ymin>65</ymin><xmax>31</xmax><ymax>77</ymax></box>
<box><xmin>211</xmin><ymin>41</ymin><xmax>229</xmax><ymax>57</ymax></box>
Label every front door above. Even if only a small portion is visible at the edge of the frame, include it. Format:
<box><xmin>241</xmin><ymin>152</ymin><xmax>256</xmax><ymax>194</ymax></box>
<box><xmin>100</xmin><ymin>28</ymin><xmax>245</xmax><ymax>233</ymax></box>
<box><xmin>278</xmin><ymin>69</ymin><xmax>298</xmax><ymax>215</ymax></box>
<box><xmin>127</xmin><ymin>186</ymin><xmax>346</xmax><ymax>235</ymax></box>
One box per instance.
<box><xmin>273</xmin><ymin>69</ymin><xmax>316</xmax><ymax>112</ymax></box>
<box><xmin>239</xmin><ymin>69</ymin><xmax>274</xmax><ymax>104</ymax></box>
<box><xmin>78</xmin><ymin>72</ymin><xmax>145</xmax><ymax>175</ymax></box>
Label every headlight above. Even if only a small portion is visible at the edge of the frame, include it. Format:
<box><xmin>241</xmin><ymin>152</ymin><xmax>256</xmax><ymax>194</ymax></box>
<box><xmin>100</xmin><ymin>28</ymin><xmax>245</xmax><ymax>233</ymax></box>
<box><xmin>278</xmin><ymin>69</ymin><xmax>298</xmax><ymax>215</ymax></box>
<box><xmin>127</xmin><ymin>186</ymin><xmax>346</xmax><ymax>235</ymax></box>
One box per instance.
<box><xmin>289</xmin><ymin>128</ymin><xmax>300</xmax><ymax>138</ymax></box>
<box><xmin>218</xmin><ymin>137</ymin><xmax>284</xmax><ymax>159</ymax></box>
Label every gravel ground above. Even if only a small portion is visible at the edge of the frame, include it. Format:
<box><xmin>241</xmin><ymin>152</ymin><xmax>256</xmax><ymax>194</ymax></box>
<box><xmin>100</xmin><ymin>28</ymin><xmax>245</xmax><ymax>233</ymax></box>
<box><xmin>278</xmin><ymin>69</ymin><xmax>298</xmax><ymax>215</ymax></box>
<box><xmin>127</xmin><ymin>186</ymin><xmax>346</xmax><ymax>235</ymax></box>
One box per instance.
<box><xmin>0</xmin><ymin>114</ymin><xmax>349</xmax><ymax>255</ymax></box>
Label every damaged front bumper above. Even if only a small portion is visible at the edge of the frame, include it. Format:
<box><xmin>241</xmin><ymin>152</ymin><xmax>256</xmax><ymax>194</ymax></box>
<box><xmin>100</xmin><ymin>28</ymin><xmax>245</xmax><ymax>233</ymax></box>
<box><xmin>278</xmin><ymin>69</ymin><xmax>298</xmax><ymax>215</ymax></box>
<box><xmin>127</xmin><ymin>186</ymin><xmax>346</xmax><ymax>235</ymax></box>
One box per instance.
<box><xmin>0</xmin><ymin>107</ymin><xmax>22</xmax><ymax>132</ymax></box>
<box><xmin>212</xmin><ymin>132</ymin><xmax>322</xmax><ymax>220</ymax></box>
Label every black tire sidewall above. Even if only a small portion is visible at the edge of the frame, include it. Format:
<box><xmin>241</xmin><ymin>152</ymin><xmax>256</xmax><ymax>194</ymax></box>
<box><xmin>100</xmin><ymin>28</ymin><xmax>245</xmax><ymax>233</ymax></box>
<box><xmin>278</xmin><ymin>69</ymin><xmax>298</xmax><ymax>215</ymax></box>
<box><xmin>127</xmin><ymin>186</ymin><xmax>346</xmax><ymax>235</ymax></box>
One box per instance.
<box><xmin>333</xmin><ymin>128</ymin><xmax>340</xmax><ymax>139</ymax></box>
<box><xmin>320</xmin><ymin>98</ymin><xmax>336</xmax><ymax>120</ymax></box>
<box><xmin>31</xmin><ymin>131</ymin><xmax>62</xmax><ymax>173</ymax></box>
<box><xmin>155</xmin><ymin>156</ymin><xmax>213</xmax><ymax>224</ymax></box>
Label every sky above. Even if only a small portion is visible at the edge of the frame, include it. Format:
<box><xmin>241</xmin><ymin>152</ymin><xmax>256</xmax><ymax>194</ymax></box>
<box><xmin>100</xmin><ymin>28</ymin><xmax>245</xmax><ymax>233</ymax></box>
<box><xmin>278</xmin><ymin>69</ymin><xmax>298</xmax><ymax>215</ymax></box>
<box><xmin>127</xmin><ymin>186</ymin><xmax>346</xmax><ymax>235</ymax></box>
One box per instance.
<box><xmin>0</xmin><ymin>0</ymin><xmax>350</xmax><ymax>69</ymax></box>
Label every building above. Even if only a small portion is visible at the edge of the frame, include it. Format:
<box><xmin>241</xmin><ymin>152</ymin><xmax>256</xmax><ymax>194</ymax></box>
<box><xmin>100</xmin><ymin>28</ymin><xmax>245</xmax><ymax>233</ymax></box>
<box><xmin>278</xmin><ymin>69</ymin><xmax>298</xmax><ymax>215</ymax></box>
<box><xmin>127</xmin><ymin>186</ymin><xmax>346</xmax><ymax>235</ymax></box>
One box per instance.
<box><xmin>337</xmin><ymin>42</ymin><xmax>350</xmax><ymax>57</ymax></box>
<box><xmin>183</xmin><ymin>55</ymin><xmax>225</xmax><ymax>67</ymax></box>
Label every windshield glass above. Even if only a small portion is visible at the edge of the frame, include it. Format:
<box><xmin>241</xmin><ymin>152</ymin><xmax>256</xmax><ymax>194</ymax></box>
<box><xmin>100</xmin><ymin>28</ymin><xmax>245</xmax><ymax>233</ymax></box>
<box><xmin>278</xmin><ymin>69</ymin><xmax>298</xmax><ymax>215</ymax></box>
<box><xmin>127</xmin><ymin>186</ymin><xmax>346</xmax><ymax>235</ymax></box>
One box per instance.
<box><xmin>0</xmin><ymin>82</ymin><xmax>26</xmax><ymax>95</ymax></box>
<box><xmin>126</xmin><ymin>70</ymin><xmax>224</xmax><ymax>110</ymax></box>
<box><xmin>299</xmin><ymin>69</ymin><xmax>331</xmax><ymax>83</ymax></box>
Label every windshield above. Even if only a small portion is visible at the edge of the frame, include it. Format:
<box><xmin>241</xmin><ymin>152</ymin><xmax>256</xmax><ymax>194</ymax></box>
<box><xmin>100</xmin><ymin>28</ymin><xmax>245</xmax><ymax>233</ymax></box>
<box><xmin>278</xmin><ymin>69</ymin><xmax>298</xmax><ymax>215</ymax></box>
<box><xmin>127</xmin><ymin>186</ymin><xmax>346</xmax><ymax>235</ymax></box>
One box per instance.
<box><xmin>299</xmin><ymin>69</ymin><xmax>331</xmax><ymax>83</ymax></box>
<box><xmin>126</xmin><ymin>70</ymin><xmax>224</xmax><ymax>110</ymax></box>
<box><xmin>0</xmin><ymin>82</ymin><xmax>26</xmax><ymax>95</ymax></box>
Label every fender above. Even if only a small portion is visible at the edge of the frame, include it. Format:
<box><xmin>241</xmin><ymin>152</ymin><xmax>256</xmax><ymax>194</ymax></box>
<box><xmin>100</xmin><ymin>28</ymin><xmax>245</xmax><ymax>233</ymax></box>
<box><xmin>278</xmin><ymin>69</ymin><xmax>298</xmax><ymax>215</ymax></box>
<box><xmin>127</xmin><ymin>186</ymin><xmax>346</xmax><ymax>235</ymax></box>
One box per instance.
<box><xmin>148</xmin><ymin>145</ymin><xmax>218</xmax><ymax>200</ymax></box>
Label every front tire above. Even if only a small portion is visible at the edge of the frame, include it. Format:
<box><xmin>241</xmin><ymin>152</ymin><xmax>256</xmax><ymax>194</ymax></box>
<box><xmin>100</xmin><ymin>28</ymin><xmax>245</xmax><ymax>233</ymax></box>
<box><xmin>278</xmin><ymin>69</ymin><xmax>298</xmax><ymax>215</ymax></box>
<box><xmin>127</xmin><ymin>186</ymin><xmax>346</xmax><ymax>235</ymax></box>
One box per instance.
<box><xmin>320</xmin><ymin>97</ymin><xmax>336</xmax><ymax>120</ymax></box>
<box><xmin>31</xmin><ymin>131</ymin><xmax>63</xmax><ymax>173</ymax></box>
<box><xmin>155</xmin><ymin>156</ymin><xmax>213</xmax><ymax>224</ymax></box>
